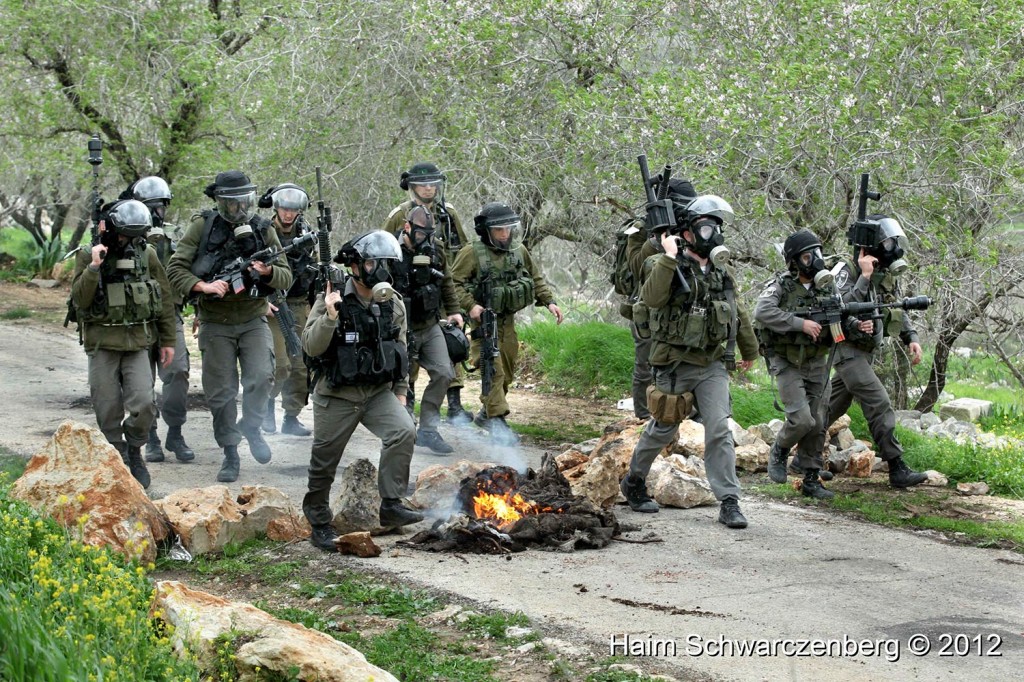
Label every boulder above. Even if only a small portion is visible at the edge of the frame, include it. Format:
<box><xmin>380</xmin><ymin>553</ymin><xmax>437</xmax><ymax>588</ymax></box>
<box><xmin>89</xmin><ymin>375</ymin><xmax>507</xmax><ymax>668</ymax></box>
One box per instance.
<box><xmin>555</xmin><ymin>449</ymin><xmax>590</xmax><ymax>472</ymax></box>
<box><xmin>155</xmin><ymin>486</ymin><xmax>253</xmax><ymax>556</ymax></box>
<box><xmin>734</xmin><ymin>441</ymin><xmax>770</xmax><ymax>472</ymax></box>
<box><xmin>235</xmin><ymin>486</ymin><xmax>309</xmax><ymax>542</ymax></box>
<box><xmin>834</xmin><ymin>428</ymin><xmax>857</xmax><ymax>451</ymax></box>
<box><xmin>153</xmin><ymin>581</ymin><xmax>398</xmax><ymax>682</ymax></box>
<box><xmin>331</xmin><ymin>458</ymin><xmax>384</xmax><ymax>533</ymax></box>
<box><xmin>411</xmin><ymin>460</ymin><xmax>497</xmax><ymax>513</ymax></box>
<box><xmin>923</xmin><ymin>470</ymin><xmax>949</xmax><ymax>487</ymax></box>
<box><xmin>648</xmin><ymin>457</ymin><xmax>716</xmax><ymax>508</ymax></box>
<box><xmin>827</xmin><ymin>414</ymin><xmax>851</xmax><ymax>438</ymax></box>
<box><xmin>955</xmin><ymin>482</ymin><xmax>990</xmax><ymax>496</ymax></box>
<box><xmin>11</xmin><ymin>421</ymin><xmax>167</xmax><ymax>564</ymax></box>
<box><xmin>568</xmin><ymin>451</ymin><xmax>623</xmax><ymax>509</ymax></box>
<box><xmin>749</xmin><ymin>420</ymin><xmax>783</xmax><ymax>445</ymax></box>
<box><xmin>920</xmin><ymin>412</ymin><xmax>942</xmax><ymax>429</ymax></box>
<box><xmin>673</xmin><ymin>420</ymin><xmax>706</xmax><ymax>457</ymax></box>
<box><xmin>337</xmin><ymin>531</ymin><xmax>381</xmax><ymax>557</ymax></box>
<box><xmin>846</xmin><ymin>450</ymin><xmax>875</xmax><ymax>478</ymax></box>
<box><xmin>728</xmin><ymin>418</ymin><xmax>756</xmax><ymax>447</ymax></box>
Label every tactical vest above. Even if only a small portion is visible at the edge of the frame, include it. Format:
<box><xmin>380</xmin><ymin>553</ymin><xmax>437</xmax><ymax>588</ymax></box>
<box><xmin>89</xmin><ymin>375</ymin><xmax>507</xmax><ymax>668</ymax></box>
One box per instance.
<box><xmin>77</xmin><ymin>243</ymin><xmax>162</xmax><ymax>329</ymax></box>
<box><xmin>392</xmin><ymin>241</ymin><xmax>445</xmax><ymax>324</ymax></box>
<box><xmin>470</xmin><ymin>241</ymin><xmax>534</xmax><ymax>315</ymax></box>
<box><xmin>647</xmin><ymin>262</ymin><xmax>733</xmax><ymax>351</ymax></box>
<box><xmin>277</xmin><ymin>218</ymin><xmax>316</xmax><ymax>298</ymax></box>
<box><xmin>756</xmin><ymin>273</ymin><xmax>835</xmax><ymax>366</ymax></box>
<box><xmin>189</xmin><ymin>211</ymin><xmax>275</xmax><ymax>297</ymax></box>
<box><xmin>318</xmin><ymin>296</ymin><xmax>408</xmax><ymax>388</ymax></box>
<box><xmin>835</xmin><ymin>258</ymin><xmax>903</xmax><ymax>350</ymax></box>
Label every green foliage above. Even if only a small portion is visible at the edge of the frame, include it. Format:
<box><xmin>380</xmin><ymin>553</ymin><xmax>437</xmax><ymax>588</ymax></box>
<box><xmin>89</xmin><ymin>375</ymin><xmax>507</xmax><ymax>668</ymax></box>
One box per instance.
<box><xmin>354</xmin><ymin>621</ymin><xmax>499</xmax><ymax>682</ymax></box>
<box><xmin>0</xmin><ymin>449</ymin><xmax>27</xmax><ymax>481</ymax></box>
<box><xmin>0</xmin><ymin>482</ymin><xmax>200</xmax><ymax>680</ymax></box>
<box><xmin>518</xmin><ymin>321</ymin><xmax>633</xmax><ymax>400</ymax></box>
<box><xmin>26</xmin><ymin>240</ymin><xmax>63</xmax><ymax>278</ymax></box>
<box><xmin>979</xmin><ymin>404</ymin><xmax>1024</xmax><ymax>439</ymax></box>
<box><xmin>900</xmin><ymin>429</ymin><xmax>1024</xmax><ymax>498</ymax></box>
<box><xmin>296</xmin><ymin>573</ymin><xmax>439</xmax><ymax>618</ymax></box>
<box><xmin>456</xmin><ymin>611</ymin><xmax>531</xmax><ymax>641</ymax></box>
<box><xmin>0</xmin><ymin>306</ymin><xmax>32</xmax><ymax>320</ymax></box>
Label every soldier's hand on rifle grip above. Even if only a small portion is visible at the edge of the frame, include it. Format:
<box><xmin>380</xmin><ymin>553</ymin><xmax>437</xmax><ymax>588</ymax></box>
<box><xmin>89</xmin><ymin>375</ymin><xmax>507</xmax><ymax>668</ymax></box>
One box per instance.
<box><xmin>197</xmin><ymin>280</ymin><xmax>230</xmax><ymax>298</ymax></box>
<box><xmin>661</xmin><ymin>231</ymin><xmax>680</xmax><ymax>257</ymax></box>
<box><xmin>250</xmin><ymin>261</ymin><xmax>271</xmax><ymax>277</ymax></box>
<box><xmin>90</xmin><ymin>243</ymin><xmax>108</xmax><ymax>267</ymax></box>
<box><xmin>857</xmin><ymin>248</ymin><xmax>876</xmax><ymax>278</ymax></box>
<box><xmin>857</xmin><ymin>319</ymin><xmax>874</xmax><ymax>334</ymax></box>
<box><xmin>468</xmin><ymin>304</ymin><xmax>484</xmax><ymax>323</ymax></box>
<box><xmin>324</xmin><ymin>281</ymin><xmax>342</xmax><ymax>321</ymax></box>
<box><xmin>801</xmin><ymin>318</ymin><xmax>822</xmax><ymax>341</ymax></box>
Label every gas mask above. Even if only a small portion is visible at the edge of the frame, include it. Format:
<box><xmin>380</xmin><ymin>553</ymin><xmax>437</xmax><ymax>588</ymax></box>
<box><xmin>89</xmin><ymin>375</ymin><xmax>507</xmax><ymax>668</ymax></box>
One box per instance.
<box><xmin>233</xmin><ymin>224</ymin><xmax>258</xmax><ymax>257</ymax></box>
<box><xmin>687</xmin><ymin>217</ymin><xmax>730</xmax><ymax>266</ymax></box>
<box><xmin>357</xmin><ymin>258</ymin><xmax>395</xmax><ymax>302</ymax></box>
<box><xmin>796</xmin><ymin>247</ymin><xmax>833</xmax><ymax>288</ymax></box>
<box><xmin>876</xmin><ymin>237</ymin><xmax>908</xmax><ymax>274</ymax></box>
<box><xmin>114</xmin><ymin>238</ymin><xmax>141</xmax><ymax>271</ymax></box>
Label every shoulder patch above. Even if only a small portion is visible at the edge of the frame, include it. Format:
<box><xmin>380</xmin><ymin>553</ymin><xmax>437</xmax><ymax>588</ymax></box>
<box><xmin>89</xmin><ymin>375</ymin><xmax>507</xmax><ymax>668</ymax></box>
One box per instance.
<box><xmin>833</xmin><ymin>262</ymin><xmax>850</xmax><ymax>289</ymax></box>
<box><xmin>386</xmin><ymin>205</ymin><xmax>406</xmax><ymax>221</ymax></box>
<box><xmin>759</xmin><ymin>283</ymin><xmax>778</xmax><ymax>298</ymax></box>
<box><xmin>623</xmin><ymin>225</ymin><xmax>641</xmax><ymax>236</ymax></box>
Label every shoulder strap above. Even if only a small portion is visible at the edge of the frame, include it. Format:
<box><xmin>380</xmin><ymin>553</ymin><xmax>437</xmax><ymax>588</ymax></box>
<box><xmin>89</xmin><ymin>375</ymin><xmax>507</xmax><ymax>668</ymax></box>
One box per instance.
<box><xmin>195</xmin><ymin>210</ymin><xmax>218</xmax><ymax>257</ymax></box>
<box><xmin>472</xmin><ymin>241</ymin><xmax>491</xmax><ymax>278</ymax></box>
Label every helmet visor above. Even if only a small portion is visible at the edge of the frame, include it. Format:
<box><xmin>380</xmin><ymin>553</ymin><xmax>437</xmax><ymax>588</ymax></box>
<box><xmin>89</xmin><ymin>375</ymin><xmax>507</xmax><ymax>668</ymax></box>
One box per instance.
<box><xmin>272</xmin><ymin>187</ymin><xmax>309</xmax><ymax>210</ymax></box>
<box><xmin>488</xmin><ymin>221</ymin><xmax>522</xmax><ymax>251</ymax></box>
<box><xmin>686</xmin><ymin>195</ymin><xmax>735</xmax><ymax>226</ymax></box>
<box><xmin>132</xmin><ymin>176</ymin><xmax>172</xmax><ymax>202</ymax></box>
<box><xmin>877</xmin><ymin>218</ymin><xmax>908</xmax><ymax>251</ymax></box>
<box><xmin>109</xmin><ymin>200</ymin><xmax>153</xmax><ymax>238</ymax></box>
<box><xmin>353</xmin><ymin>230</ymin><xmax>403</xmax><ymax>261</ymax></box>
<box><xmin>215</xmin><ymin>190</ymin><xmax>257</xmax><ymax>224</ymax></box>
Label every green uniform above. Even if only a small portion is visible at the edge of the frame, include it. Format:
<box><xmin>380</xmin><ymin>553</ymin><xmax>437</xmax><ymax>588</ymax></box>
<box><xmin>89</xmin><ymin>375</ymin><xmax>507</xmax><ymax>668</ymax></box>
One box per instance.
<box><xmin>450</xmin><ymin>241</ymin><xmax>556</xmax><ymax>419</ymax></box>
<box><xmin>166</xmin><ymin>212</ymin><xmax>292</xmax><ymax>449</ymax></box>
<box><xmin>267</xmin><ymin>214</ymin><xmax>316</xmax><ymax>418</ymax></box>
<box><xmin>628</xmin><ymin>252</ymin><xmax>759</xmax><ymax>501</ymax></box>
<box><xmin>625</xmin><ymin>230</ymin><xmax>661</xmax><ymax>419</ymax></box>
<box><xmin>826</xmin><ymin>261</ymin><xmax>919</xmax><ymax>462</ymax></box>
<box><xmin>754</xmin><ymin>273</ymin><xmax>836</xmax><ymax>470</ymax></box>
<box><xmin>301</xmin><ymin>282</ymin><xmax>415</xmax><ymax>525</ymax></box>
<box><xmin>72</xmin><ymin>243</ymin><xmax>177</xmax><ymax>451</ymax></box>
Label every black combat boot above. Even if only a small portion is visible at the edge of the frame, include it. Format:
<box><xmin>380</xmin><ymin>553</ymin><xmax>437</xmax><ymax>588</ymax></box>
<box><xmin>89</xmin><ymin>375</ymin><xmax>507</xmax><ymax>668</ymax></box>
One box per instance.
<box><xmin>126</xmin><ymin>445</ymin><xmax>151</xmax><ymax>489</ymax></box>
<box><xmin>310</xmin><ymin>525</ymin><xmax>339</xmax><ymax>552</ymax></box>
<box><xmin>164</xmin><ymin>425</ymin><xmax>195</xmax><ymax>462</ymax></box>
<box><xmin>767</xmin><ymin>442</ymin><xmax>788</xmax><ymax>483</ymax></box>
<box><xmin>261</xmin><ymin>397</ymin><xmax>277</xmax><ymax>434</ymax></box>
<box><xmin>788</xmin><ymin>457</ymin><xmax>833</xmax><ymax>481</ymax></box>
<box><xmin>490</xmin><ymin>415</ymin><xmax>520</xmax><ymax>446</ymax></box>
<box><xmin>888</xmin><ymin>457</ymin><xmax>928</xmax><ymax>489</ymax></box>
<box><xmin>416</xmin><ymin>429</ymin><xmax>455</xmax><ymax>454</ymax></box>
<box><xmin>379</xmin><ymin>499</ymin><xmax>425</xmax><ymax>527</ymax></box>
<box><xmin>445</xmin><ymin>388</ymin><xmax>474</xmax><ymax>426</ymax></box>
<box><xmin>145</xmin><ymin>423</ymin><xmax>165</xmax><ymax>463</ymax></box>
<box><xmin>802</xmin><ymin>469</ymin><xmax>835</xmax><ymax>500</ymax></box>
<box><xmin>473</xmin><ymin>409</ymin><xmax>491</xmax><ymax>430</ymax></box>
<box><xmin>242</xmin><ymin>426</ymin><xmax>272</xmax><ymax>464</ymax></box>
<box><xmin>718</xmin><ymin>495</ymin><xmax>748</xmax><ymax>528</ymax></box>
<box><xmin>281</xmin><ymin>415</ymin><xmax>312</xmax><ymax>437</ymax></box>
<box><xmin>620</xmin><ymin>473</ymin><xmax>659</xmax><ymax>513</ymax></box>
<box><xmin>217</xmin><ymin>445</ymin><xmax>240</xmax><ymax>483</ymax></box>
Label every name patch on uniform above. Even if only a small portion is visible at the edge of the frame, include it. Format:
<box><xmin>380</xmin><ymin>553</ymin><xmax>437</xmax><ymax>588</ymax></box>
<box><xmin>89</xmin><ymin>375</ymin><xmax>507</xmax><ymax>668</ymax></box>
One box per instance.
<box><xmin>759</xmin><ymin>284</ymin><xmax>778</xmax><ymax>298</ymax></box>
<box><xmin>344</xmin><ymin>331</ymin><xmax>359</xmax><ymax>344</ymax></box>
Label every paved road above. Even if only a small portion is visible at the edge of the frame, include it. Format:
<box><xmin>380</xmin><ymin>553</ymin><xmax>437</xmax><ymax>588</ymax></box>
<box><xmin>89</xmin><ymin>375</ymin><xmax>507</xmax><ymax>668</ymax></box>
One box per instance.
<box><xmin>3</xmin><ymin>320</ymin><xmax>1022</xmax><ymax>681</ymax></box>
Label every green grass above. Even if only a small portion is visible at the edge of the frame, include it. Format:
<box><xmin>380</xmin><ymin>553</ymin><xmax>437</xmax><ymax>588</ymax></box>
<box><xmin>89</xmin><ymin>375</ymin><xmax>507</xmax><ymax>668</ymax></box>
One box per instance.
<box><xmin>296</xmin><ymin>572</ymin><xmax>439</xmax><ymax>618</ymax></box>
<box><xmin>978</xmin><ymin>404</ymin><xmax>1024</xmax><ymax>439</ymax></box>
<box><xmin>456</xmin><ymin>611</ymin><xmax>532</xmax><ymax>641</ymax></box>
<box><xmin>900</xmin><ymin>429</ymin><xmax>1024</xmax><ymax>498</ymax></box>
<box><xmin>756</xmin><ymin>484</ymin><xmax>1024</xmax><ymax>550</ymax></box>
<box><xmin>518</xmin><ymin>321</ymin><xmax>634</xmax><ymax>400</ymax></box>
<box><xmin>0</xmin><ymin>448</ymin><xmax>28</xmax><ymax>481</ymax></box>
<box><xmin>355</xmin><ymin>621</ymin><xmax>499</xmax><ymax>682</ymax></box>
<box><xmin>512</xmin><ymin>419</ymin><xmax>602</xmax><ymax>444</ymax></box>
<box><xmin>0</xmin><ymin>306</ymin><xmax>32</xmax><ymax>320</ymax></box>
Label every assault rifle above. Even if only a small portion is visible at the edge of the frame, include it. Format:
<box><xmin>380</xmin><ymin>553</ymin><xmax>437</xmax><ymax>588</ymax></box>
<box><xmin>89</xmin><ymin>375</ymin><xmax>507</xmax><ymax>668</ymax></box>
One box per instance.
<box><xmin>210</xmin><ymin>232</ymin><xmax>316</xmax><ymax>297</ymax></box>
<box><xmin>471</xmin><ymin>272</ymin><xmax>500</xmax><ymax>397</ymax></box>
<box><xmin>847</xmin><ymin>172</ymin><xmax>883</xmax><ymax>255</ymax></box>
<box><xmin>269</xmin><ymin>290</ymin><xmax>302</xmax><ymax>357</ymax></box>
<box><xmin>64</xmin><ymin>134</ymin><xmax>105</xmax><ymax>329</ymax></box>
<box><xmin>314</xmin><ymin>167</ymin><xmax>345</xmax><ymax>294</ymax></box>
<box><xmin>792</xmin><ymin>295</ymin><xmax>931</xmax><ymax>343</ymax></box>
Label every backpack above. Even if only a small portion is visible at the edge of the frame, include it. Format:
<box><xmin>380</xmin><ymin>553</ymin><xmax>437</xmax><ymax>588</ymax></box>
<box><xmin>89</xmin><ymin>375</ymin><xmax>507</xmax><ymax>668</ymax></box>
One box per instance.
<box><xmin>610</xmin><ymin>218</ymin><xmax>645</xmax><ymax>297</ymax></box>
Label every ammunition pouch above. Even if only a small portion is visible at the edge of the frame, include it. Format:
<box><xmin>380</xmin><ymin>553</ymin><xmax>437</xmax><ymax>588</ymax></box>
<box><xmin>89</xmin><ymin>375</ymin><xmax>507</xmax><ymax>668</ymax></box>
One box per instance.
<box><xmin>632</xmin><ymin>301</ymin><xmax>651</xmax><ymax>339</ymax></box>
<box><xmin>492</xmin><ymin>276</ymin><xmax>535</xmax><ymax>315</ymax></box>
<box><xmin>646</xmin><ymin>386</ymin><xmax>694</xmax><ymax>424</ymax></box>
<box><xmin>884</xmin><ymin>307</ymin><xmax>904</xmax><ymax>338</ymax></box>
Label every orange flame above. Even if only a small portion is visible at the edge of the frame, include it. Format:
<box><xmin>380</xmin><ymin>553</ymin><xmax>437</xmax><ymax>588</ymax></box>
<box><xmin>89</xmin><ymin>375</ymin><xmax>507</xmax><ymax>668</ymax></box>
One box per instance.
<box><xmin>473</xmin><ymin>490</ymin><xmax>549</xmax><ymax>530</ymax></box>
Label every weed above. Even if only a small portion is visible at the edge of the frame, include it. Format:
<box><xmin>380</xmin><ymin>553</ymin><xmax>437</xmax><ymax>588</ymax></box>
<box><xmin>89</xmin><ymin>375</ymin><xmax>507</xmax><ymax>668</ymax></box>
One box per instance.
<box><xmin>519</xmin><ymin>321</ymin><xmax>634</xmax><ymax>400</ymax></box>
<box><xmin>354</xmin><ymin>621</ymin><xmax>499</xmax><ymax>682</ymax></box>
<box><xmin>456</xmin><ymin>610</ymin><xmax>531</xmax><ymax>640</ymax></box>
<box><xmin>0</xmin><ymin>306</ymin><xmax>31</xmax><ymax>320</ymax></box>
<box><xmin>297</xmin><ymin>572</ymin><xmax>439</xmax><ymax>617</ymax></box>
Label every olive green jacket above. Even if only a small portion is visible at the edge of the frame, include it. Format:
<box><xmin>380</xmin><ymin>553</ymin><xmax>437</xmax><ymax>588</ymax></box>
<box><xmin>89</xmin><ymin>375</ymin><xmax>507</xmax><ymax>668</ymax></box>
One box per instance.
<box><xmin>450</xmin><ymin>242</ymin><xmax>555</xmax><ymax>314</ymax></box>
<box><xmin>166</xmin><ymin>213</ymin><xmax>293</xmax><ymax>325</ymax></box>
<box><xmin>71</xmin><ymin>244</ymin><xmax>177</xmax><ymax>352</ymax></box>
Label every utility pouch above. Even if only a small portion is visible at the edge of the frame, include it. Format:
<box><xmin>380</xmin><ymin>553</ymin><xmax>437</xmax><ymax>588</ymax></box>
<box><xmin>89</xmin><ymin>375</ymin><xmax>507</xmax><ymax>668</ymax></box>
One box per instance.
<box><xmin>632</xmin><ymin>301</ymin><xmax>651</xmax><ymax>339</ymax></box>
<box><xmin>680</xmin><ymin>309</ymin><xmax>707</xmax><ymax>348</ymax></box>
<box><xmin>884</xmin><ymin>308</ymin><xmax>904</xmax><ymax>337</ymax></box>
<box><xmin>646</xmin><ymin>385</ymin><xmax>694</xmax><ymax>424</ymax></box>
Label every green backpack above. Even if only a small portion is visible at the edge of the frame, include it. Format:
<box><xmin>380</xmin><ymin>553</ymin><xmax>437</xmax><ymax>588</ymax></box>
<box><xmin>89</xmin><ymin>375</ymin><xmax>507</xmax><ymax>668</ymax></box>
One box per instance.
<box><xmin>610</xmin><ymin>218</ymin><xmax>645</xmax><ymax>297</ymax></box>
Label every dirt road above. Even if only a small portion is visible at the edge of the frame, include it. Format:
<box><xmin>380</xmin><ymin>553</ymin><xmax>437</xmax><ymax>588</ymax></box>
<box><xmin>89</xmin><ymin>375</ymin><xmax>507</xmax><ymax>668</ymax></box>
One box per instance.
<box><xmin>2</xmin><ymin>310</ymin><xmax>1022</xmax><ymax>681</ymax></box>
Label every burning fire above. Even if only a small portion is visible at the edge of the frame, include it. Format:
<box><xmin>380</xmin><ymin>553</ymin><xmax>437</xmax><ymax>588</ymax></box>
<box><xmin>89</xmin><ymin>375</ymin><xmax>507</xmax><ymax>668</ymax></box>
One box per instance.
<box><xmin>473</xmin><ymin>490</ymin><xmax>550</xmax><ymax>530</ymax></box>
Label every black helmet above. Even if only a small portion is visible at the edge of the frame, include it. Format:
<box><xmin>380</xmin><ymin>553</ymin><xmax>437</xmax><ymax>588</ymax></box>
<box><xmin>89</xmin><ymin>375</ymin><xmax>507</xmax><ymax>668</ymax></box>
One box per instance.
<box><xmin>400</xmin><ymin>162</ymin><xmax>444</xmax><ymax>190</ymax></box>
<box><xmin>783</xmin><ymin>229</ymin><xmax>822</xmax><ymax>264</ymax></box>
<box><xmin>104</xmin><ymin>199</ymin><xmax>153</xmax><ymax>238</ymax></box>
<box><xmin>474</xmin><ymin>202</ymin><xmax>522</xmax><ymax>251</ymax></box>
<box><xmin>204</xmin><ymin>170</ymin><xmax>257</xmax><ymax>225</ymax></box>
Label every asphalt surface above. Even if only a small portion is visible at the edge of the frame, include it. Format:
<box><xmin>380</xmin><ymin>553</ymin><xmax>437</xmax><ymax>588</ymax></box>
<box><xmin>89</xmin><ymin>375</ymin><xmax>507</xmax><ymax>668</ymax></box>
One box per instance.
<box><xmin>2</xmin><ymin>319</ymin><xmax>1022</xmax><ymax>681</ymax></box>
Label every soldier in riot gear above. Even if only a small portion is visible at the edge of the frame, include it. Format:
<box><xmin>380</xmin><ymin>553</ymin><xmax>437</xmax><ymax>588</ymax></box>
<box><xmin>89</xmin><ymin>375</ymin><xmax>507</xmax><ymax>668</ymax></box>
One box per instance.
<box><xmin>622</xmin><ymin>177</ymin><xmax>698</xmax><ymax>420</ymax></box>
<box><xmin>166</xmin><ymin>170</ymin><xmax>292</xmax><ymax>483</ymax></box>
<box><xmin>825</xmin><ymin>214</ymin><xmax>927</xmax><ymax>489</ymax></box>
<box><xmin>621</xmin><ymin>195</ymin><xmax>758</xmax><ymax>528</ymax></box>
<box><xmin>450</xmin><ymin>202</ymin><xmax>563</xmax><ymax>445</ymax></box>
<box><xmin>754</xmin><ymin>229</ymin><xmax>837</xmax><ymax>499</ymax></box>
<box><xmin>118</xmin><ymin>176</ymin><xmax>196</xmax><ymax>465</ymax></box>
<box><xmin>390</xmin><ymin>206</ymin><xmax>465</xmax><ymax>454</ymax></box>
<box><xmin>384</xmin><ymin>162</ymin><xmax>475</xmax><ymax>424</ymax></box>
<box><xmin>258</xmin><ymin>183</ymin><xmax>316</xmax><ymax>437</ymax></box>
<box><xmin>71</xmin><ymin>199</ymin><xmax>178</xmax><ymax>489</ymax></box>
<box><xmin>302</xmin><ymin>230</ymin><xmax>423</xmax><ymax>552</ymax></box>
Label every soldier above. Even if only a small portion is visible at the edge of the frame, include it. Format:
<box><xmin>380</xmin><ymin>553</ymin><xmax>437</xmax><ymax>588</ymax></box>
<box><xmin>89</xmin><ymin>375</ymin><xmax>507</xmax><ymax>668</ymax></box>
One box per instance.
<box><xmin>825</xmin><ymin>215</ymin><xmax>928</xmax><ymax>489</ymax></box>
<box><xmin>390</xmin><ymin>205</ymin><xmax>465</xmax><ymax>454</ymax></box>
<box><xmin>450</xmin><ymin>202</ymin><xmax>563</xmax><ymax>445</ymax></box>
<box><xmin>620</xmin><ymin>195</ymin><xmax>758</xmax><ymax>528</ymax></box>
<box><xmin>754</xmin><ymin>229</ymin><xmax>837</xmax><ymax>499</ymax></box>
<box><xmin>117</xmin><ymin>177</ymin><xmax>196</xmax><ymax>465</ymax></box>
<box><xmin>71</xmin><ymin>200</ymin><xmax>178</xmax><ymax>488</ymax></box>
<box><xmin>301</xmin><ymin>231</ymin><xmax>423</xmax><ymax>552</ymax></box>
<box><xmin>383</xmin><ymin>162</ymin><xmax>474</xmax><ymax>424</ymax></box>
<box><xmin>258</xmin><ymin>183</ymin><xmax>316</xmax><ymax>437</ymax></box>
<box><xmin>622</xmin><ymin>177</ymin><xmax>697</xmax><ymax>420</ymax></box>
<box><xmin>166</xmin><ymin>170</ymin><xmax>292</xmax><ymax>483</ymax></box>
